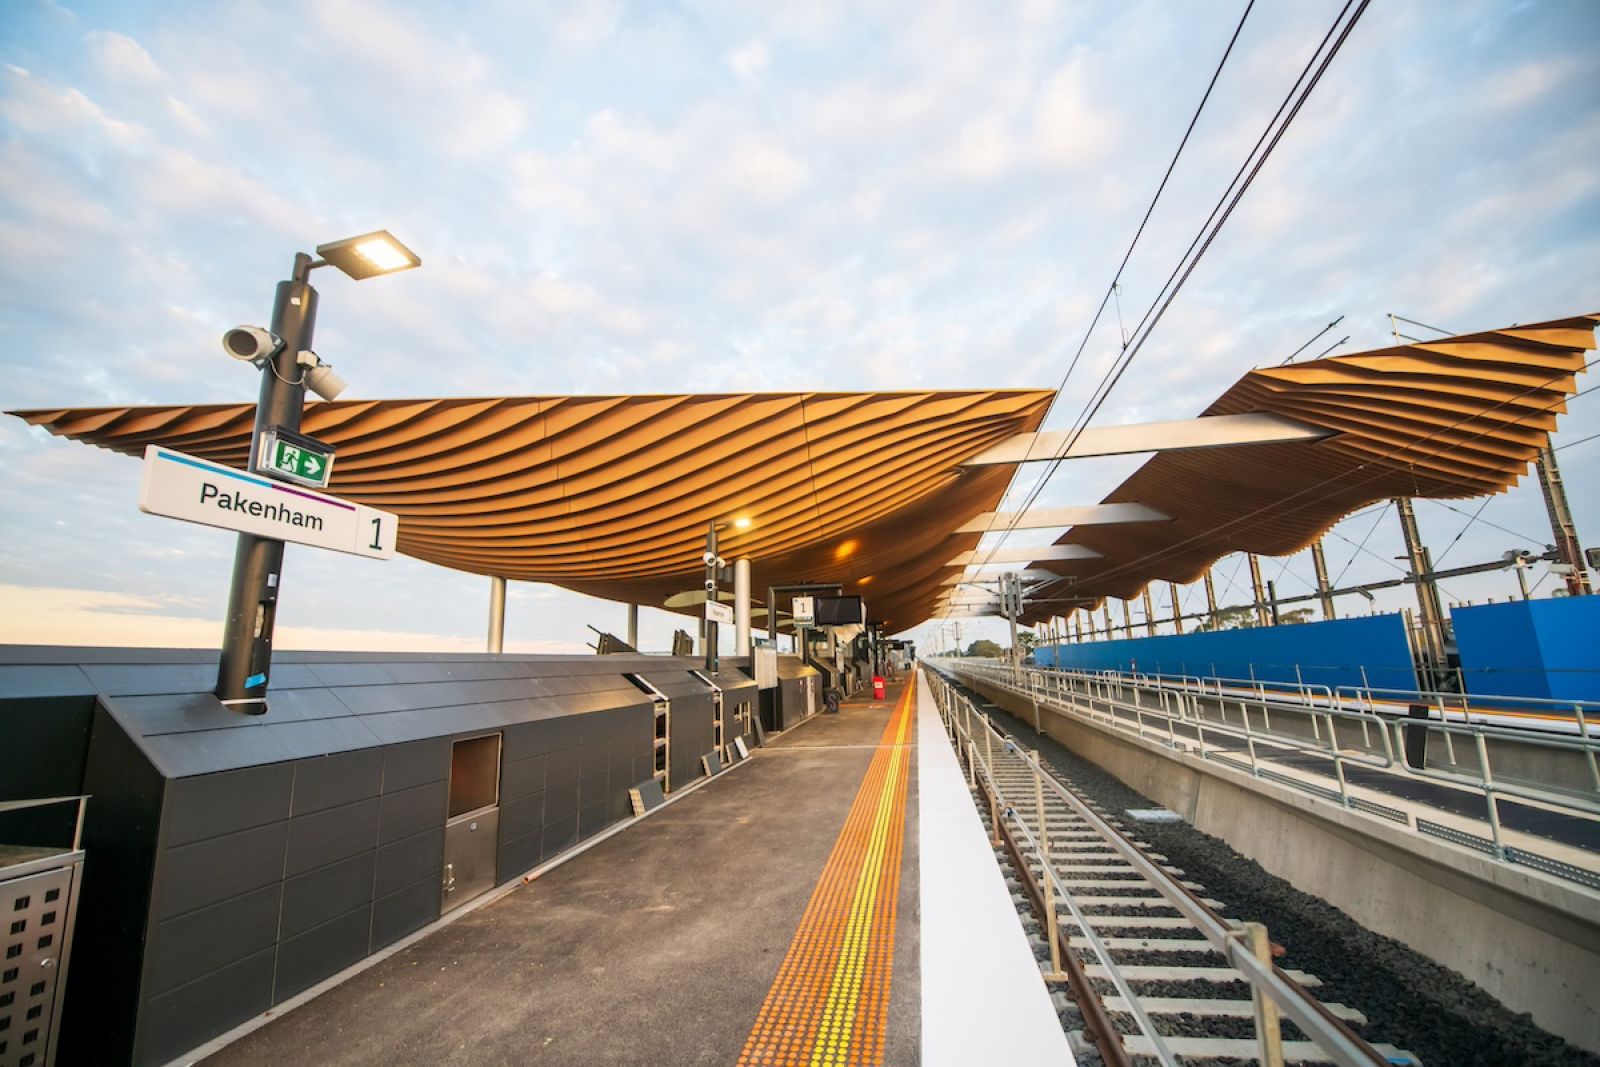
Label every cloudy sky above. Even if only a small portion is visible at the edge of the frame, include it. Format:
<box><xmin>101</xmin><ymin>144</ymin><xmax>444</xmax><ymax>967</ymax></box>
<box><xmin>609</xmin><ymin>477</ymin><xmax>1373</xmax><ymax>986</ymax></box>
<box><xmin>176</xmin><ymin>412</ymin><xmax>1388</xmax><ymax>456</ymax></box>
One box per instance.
<box><xmin>1</xmin><ymin>0</ymin><xmax>1596</xmax><ymax>657</ymax></box>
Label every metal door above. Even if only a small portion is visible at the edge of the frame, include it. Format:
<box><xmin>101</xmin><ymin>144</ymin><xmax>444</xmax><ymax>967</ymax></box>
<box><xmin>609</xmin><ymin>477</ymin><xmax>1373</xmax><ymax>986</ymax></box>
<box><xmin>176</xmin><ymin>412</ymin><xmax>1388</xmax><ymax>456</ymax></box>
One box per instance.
<box><xmin>442</xmin><ymin>733</ymin><xmax>502</xmax><ymax>913</ymax></box>
<box><xmin>442</xmin><ymin>807</ymin><xmax>499</xmax><ymax>913</ymax></box>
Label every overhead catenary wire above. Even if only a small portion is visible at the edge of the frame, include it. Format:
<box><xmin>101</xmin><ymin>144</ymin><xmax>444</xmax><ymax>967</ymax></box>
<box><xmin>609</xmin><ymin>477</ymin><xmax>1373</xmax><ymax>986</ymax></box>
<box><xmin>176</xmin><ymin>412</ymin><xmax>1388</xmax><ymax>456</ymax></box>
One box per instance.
<box><xmin>996</xmin><ymin>0</ymin><xmax>1372</xmax><ymax>588</ymax></box>
<box><xmin>969</xmin><ymin>0</ymin><xmax>1258</xmax><ymax>567</ymax></box>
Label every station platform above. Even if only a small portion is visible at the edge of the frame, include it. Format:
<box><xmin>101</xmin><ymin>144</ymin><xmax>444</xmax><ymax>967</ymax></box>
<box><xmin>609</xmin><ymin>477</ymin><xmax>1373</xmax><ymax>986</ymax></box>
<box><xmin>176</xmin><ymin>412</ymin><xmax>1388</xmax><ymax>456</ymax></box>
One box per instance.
<box><xmin>191</xmin><ymin>674</ymin><xmax>1069</xmax><ymax>1066</ymax></box>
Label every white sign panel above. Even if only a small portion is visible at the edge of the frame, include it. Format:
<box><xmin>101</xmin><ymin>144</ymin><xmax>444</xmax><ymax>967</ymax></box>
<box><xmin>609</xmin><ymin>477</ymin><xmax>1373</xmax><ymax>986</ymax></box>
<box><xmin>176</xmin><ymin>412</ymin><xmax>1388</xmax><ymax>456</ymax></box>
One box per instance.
<box><xmin>139</xmin><ymin>446</ymin><xmax>398</xmax><ymax>560</ymax></box>
<box><xmin>792</xmin><ymin>595</ymin><xmax>815</xmax><ymax>624</ymax></box>
<box><xmin>705</xmin><ymin>600</ymin><xmax>734</xmax><ymax>625</ymax></box>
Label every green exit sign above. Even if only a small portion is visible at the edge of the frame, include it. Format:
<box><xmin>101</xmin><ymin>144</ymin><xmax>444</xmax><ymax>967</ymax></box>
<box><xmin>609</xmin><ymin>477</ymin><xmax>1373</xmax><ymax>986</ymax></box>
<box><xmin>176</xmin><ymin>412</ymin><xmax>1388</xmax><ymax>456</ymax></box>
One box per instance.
<box><xmin>257</xmin><ymin>428</ymin><xmax>336</xmax><ymax>489</ymax></box>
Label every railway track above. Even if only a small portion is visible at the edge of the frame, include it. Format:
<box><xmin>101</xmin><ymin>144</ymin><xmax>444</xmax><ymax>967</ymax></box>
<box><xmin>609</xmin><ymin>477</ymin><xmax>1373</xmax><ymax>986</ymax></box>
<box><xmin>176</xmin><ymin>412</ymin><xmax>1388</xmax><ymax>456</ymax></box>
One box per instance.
<box><xmin>927</xmin><ymin>667</ymin><xmax>1421</xmax><ymax>1067</ymax></box>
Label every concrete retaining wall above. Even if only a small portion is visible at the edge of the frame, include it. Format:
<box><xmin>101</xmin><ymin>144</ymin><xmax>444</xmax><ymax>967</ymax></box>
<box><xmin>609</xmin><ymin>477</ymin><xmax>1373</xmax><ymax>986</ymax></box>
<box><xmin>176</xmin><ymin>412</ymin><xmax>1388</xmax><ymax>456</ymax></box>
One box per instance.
<box><xmin>965</xmin><ymin>674</ymin><xmax>1600</xmax><ymax>1054</ymax></box>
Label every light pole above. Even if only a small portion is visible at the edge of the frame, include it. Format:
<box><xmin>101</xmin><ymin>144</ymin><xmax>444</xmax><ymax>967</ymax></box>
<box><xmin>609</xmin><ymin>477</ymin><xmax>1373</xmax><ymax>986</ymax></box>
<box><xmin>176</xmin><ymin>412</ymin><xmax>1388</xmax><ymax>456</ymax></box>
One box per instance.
<box><xmin>703</xmin><ymin>515</ymin><xmax>751</xmax><ymax>673</ymax></box>
<box><xmin>216</xmin><ymin>231</ymin><xmax>420</xmax><ymax>713</ymax></box>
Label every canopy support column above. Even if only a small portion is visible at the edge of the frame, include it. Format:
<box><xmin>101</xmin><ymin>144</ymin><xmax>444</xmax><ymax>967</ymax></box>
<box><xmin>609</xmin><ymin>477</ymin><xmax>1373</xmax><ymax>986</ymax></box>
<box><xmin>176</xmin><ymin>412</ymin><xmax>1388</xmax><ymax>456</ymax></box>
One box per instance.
<box><xmin>487</xmin><ymin>576</ymin><xmax>506</xmax><ymax>654</ymax></box>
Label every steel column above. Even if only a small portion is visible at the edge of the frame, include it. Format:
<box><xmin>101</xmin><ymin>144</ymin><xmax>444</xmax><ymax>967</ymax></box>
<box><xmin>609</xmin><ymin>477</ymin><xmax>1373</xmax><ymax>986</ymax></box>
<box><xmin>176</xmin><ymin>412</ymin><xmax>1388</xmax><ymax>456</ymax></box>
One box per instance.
<box><xmin>1395</xmin><ymin>497</ymin><xmax>1448</xmax><ymax>667</ymax></box>
<box><xmin>1121</xmin><ymin>599</ymin><xmax>1133</xmax><ymax>638</ymax></box>
<box><xmin>1536</xmin><ymin>446</ymin><xmax>1592</xmax><ymax>595</ymax></box>
<box><xmin>627</xmin><ymin>602</ymin><xmax>639</xmax><ymax>648</ymax></box>
<box><xmin>1169</xmin><ymin>582</ymin><xmax>1184</xmax><ymax>635</ymax></box>
<box><xmin>487</xmin><ymin>576</ymin><xmax>506</xmax><ymax>653</ymax></box>
<box><xmin>1248</xmin><ymin>555</ymin><xmax>1270</xmax><ymax>628</ymax></box>
<box><xmin>1141</xmin><ymin>586</ymin><xmax>1156</xmax><ymax>637</ymax></box>
<box><xmin>1204</xmin><ymin>568</ymin><xmax>1219</xmax><ymax>630</ymax></box>
<box><xmin>1310</xmin><ymin>539</ymin><xmax>1336</xmax><ymax>620</ymax></box>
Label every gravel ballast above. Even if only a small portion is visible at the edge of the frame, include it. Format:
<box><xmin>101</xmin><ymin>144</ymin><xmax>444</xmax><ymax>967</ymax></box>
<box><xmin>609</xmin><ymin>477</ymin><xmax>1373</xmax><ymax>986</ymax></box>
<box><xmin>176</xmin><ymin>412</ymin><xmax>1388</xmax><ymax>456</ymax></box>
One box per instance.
<box><xmin>946</xmin><ymin>675</ymin><xmax>1600</xmax><ymax>1067</ymax></box>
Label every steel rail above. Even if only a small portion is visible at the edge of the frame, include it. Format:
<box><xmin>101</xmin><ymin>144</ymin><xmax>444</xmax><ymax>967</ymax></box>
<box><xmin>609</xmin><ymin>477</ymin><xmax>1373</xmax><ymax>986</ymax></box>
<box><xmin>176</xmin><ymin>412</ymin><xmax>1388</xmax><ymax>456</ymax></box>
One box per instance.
<box><xmin>926</xmin><ymin>666</ymin><xmax>1393</xmax><ymax>1067</ymax></box>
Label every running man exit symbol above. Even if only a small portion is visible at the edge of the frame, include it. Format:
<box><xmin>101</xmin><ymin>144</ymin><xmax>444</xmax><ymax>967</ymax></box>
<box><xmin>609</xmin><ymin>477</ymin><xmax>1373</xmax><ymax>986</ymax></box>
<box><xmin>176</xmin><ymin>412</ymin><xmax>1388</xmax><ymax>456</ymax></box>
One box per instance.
<box><xmin>258</xmin><ymin>428</ymin><xmax>335</xmax><ymax>489</ymax></box>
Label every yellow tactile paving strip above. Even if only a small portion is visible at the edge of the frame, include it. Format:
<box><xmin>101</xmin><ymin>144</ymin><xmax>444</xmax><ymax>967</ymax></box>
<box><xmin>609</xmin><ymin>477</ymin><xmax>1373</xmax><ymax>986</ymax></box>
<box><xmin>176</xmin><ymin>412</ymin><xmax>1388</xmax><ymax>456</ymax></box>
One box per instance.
<box><xmin>736</xmin><ymin>680</ymin><xmax>916</xmax><ymax>1067</ymax></box>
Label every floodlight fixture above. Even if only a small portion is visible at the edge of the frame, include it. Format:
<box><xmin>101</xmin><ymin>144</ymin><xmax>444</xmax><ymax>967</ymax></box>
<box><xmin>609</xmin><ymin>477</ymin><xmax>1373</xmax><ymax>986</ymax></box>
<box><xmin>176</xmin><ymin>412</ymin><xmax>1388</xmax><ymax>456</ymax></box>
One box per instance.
<box><xmin>315</xmin><ymin>229</ymin><xmax>421</xmax><ymax>281</ymax></box>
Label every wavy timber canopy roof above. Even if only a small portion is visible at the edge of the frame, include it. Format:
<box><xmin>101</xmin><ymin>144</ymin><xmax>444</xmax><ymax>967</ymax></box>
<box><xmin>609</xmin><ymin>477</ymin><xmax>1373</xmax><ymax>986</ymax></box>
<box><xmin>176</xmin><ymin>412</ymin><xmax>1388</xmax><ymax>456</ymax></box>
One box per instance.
<box><xmin>1014</xmin><ymin>313</ymin><xmax>1598</xmax><ymax>621</ymax></box>
<box><xmin>14</xmin><ymin>390</ymin><xmax>1053</xmax><ymax>631</ymax></box>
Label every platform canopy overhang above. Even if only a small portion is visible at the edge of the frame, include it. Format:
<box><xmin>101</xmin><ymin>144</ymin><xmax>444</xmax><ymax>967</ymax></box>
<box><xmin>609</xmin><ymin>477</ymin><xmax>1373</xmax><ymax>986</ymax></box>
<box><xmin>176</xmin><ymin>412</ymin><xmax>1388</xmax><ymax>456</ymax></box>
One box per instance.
<box><xmin>1005</xmin><ymin>313</ymin><xmax>1599</xmax><ymax>621</ymax></box>
<box><xmin>12</xmin><ymin>389</ymin><xmax>1055</xmax><ymax>632</ymax></box>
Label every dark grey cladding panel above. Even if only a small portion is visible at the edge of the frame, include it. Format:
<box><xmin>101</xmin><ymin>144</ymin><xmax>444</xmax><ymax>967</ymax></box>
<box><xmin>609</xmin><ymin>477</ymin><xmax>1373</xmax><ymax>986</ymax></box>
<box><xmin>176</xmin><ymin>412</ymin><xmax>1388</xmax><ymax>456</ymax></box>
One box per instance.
<box><xmin>359</xmin><ymin>703</ymin><xmax>520</xmax><ymax>745</ymax></box>
<box><xmin>501</xmin><ymin>752</ymin><xmax>545</xmax><ymax>802</ymax></box>
<box><xmin>379</xmin><ymin>660</ymin><xmax>515</xmax><ymax>684</ymax></box>
<box><xmin>541</xmin><ymin>812</ymin><xmax>577</xmax><ymax>860</ymax></box>
<box><xmin>145</xmin><ymin>883</ymin><xmax>281</xmax><ymax>998</ymax></box>
<box><xmin>0</xmin><ymin>664</ymin><xmax>95</xmax><ymax>698</ymax></box>
<box><xmin>273</xmin><ymin>904</ymin><xmax>372</xmax><ymax>1004</ymax></box>
<box><xmin>382</xmin><ymin>738</ymin><xmax>449</xmax><ymax>792</ymax></box>
<box><xmin>501</xmin><ymin>718</ymin><xmax>555</xmax><ymax>762</ymax></box>
<box><xmin>305</xmin><ymin>662</ymin><xmax>397</xmax><ymax>687</ymax></box>
<box><xmin>142</xmin><ymin>726</ymin><xmax>295</xmax><ymax>779</ymax></box>
<box><xmin>259</xmin><ymin>715</ymin><xmax>385</xmax><ymax>761</ymax></box>
<box><xmin>80</xmin><ymin>662</ymin><xmax>221</xmax><ymax>697</ymax></box>
<box><xmin>579</xmin><ymin>768</ymin><xmax>608</xmax><ymax>807</ymax></box>
<box><xmin>280</xmin><ymin>852</ymin><xmax>377</xmax><ymax>939</ymax></box>
<box><xmin>545</xmin><ymin>751</ymin><xmax>580</xmax><ymax>788</ymax></box>
<box><xmin>498</xmin><ymin>828</ymin><xmax>540</xmax><ymax>883</ymax></box>
<box><xmin>110</xmin><ymin>692</ymin><xmax>262</xmax><ymax>737</ymax></box>
<box><xmin>139</xmin><ymin>946</ymin><xmax>275</xmax><ymax>1067</ymax></box>
<box><xmin>544</xmin><ymin>780</ymin><xmax>577</xmax><ymax>823</ymax></box>
<box><xmin>499</xmin><ymin>791</ymin><xmax>544</xmax><ymax>846</ymax></box>
<box><xmin>156</xmin><ymin>820</ymin><xmax>288</xmax><ymax>920</ymax></box>
<box><xmin>374</xmin><ymin>826</ymin><xmax>442</xmax><ymax>898</ymax></box>
<box><xmin>578</xmin><ymin>800</ymin><xmax>611</xmax><ymax>840</ymax></box>
<box><xmin>285</xmin><ymin>798</ymin><xmax>380</xmax><ymax>878</ymax></box>
<box><xmin>163</xmin><ymin>763</ymin><xmax>293</xmax><ymax>847</ymax></box>
<box><xmin>292</xmin><ymin>748</ymin><xmax>384</xmax><ymax>816</ymax></box>
<box><xmin>379</xmin><ymin>780</ymin><xmax>447</xmax><ymax>844</ymax></box>
<box><xmin>371</xmin><ymin>875</ymin><xmax>439</xmax><ymax>952</ymax></box>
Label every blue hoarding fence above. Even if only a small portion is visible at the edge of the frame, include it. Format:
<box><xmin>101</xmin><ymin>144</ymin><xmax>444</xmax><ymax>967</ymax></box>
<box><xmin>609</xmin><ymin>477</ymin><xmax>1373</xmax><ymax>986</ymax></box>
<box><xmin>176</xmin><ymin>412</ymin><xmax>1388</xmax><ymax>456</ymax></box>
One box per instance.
<box><xmin>1033</xmin><ymin>612</ymin><xmax>1418</xmax><ymax>692</ymax></box>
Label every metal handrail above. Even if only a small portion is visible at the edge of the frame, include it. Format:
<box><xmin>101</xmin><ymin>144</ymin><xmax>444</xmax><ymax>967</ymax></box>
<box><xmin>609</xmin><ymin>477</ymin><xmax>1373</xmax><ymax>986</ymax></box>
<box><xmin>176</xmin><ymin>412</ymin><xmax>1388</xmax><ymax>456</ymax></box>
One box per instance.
<box><xmin>924</xmin><ymin>667</ymin><xmax>1385</xmax><ymax>1067</ymax></box>
<box><xmin>943</xmin><ymin>657</ymin><xmax>1600</xmax><ymax>864</ymax></box>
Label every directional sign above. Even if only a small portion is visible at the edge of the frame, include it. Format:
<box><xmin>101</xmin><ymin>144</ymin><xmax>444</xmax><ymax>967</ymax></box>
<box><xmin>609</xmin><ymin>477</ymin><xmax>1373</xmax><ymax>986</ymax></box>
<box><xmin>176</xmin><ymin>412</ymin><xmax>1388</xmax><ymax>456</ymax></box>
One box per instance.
<box><xmin>258</xmin><ymin>427</ymin><xmax>335</xmax><ymax>489</ymax></box>
<box><xmin>705</xmin><ymin>600</ymin><xmax>734</xmax><ymax>626</ymax></box>
<box><xmin>139</xmin><ymin>446</ymin><xmax>397</xmax><ymax>560</ymax></box>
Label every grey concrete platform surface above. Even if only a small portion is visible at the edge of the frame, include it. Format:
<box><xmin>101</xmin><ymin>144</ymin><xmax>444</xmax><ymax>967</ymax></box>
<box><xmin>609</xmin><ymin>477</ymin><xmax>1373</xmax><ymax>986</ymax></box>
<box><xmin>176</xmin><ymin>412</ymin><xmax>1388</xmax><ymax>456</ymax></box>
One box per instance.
<box><xmin>195</xmin><ymin>684</ymin><xmax>921</xmax><ymax>1067</ymax></box>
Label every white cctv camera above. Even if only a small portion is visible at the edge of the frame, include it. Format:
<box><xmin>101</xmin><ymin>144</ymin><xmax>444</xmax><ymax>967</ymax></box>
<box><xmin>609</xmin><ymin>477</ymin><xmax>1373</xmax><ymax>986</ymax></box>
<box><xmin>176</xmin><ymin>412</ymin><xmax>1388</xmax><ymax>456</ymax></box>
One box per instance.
<box><xmin>223</xmin><ymin>326</ymin><xmax>282</xmax><ymax>366</ymax></box>
<box><xmin>703</xmin><ymin>551</ymin><xmax>718</xmax><ymax>566</ymax></box>
<box><xmin>704</xmin><ymin>578</ymin><xmax>717</xmax><ymax>593</ymax></box>
<box><xmin>304</xmin><ymin>359</ymin><xmax>347</xmax><ymax>402</ymax></box>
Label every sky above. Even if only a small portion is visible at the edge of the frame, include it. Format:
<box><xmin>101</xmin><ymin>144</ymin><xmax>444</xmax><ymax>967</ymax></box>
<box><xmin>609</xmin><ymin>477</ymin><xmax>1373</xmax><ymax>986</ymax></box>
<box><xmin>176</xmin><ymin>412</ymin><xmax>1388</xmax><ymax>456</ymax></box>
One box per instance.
<box><xmin>0</xmin><ymin>0</ymin><xmax>1596</xmax><ymax>658</ymax></box>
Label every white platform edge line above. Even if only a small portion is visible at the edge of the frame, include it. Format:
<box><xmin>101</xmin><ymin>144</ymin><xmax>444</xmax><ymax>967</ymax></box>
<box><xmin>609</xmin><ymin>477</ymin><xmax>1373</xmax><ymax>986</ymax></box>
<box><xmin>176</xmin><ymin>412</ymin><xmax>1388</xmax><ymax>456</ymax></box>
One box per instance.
<box><xmin>916</xmin><ymin>668</ymin><xmax>1075</xmax><ymax>1066</ymax></box>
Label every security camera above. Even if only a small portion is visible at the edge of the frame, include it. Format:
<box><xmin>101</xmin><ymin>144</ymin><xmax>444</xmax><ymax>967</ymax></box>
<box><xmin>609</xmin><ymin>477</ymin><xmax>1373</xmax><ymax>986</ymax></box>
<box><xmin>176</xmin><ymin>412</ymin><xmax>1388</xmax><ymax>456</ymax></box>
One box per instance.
<box><xmin>304</xmin><ymin>361</ymin><xmax>347</xmax><ymax>401</ymax></box>
<box><xmin>704</xmin><ymin>578</ymin><xmax>717</xmax><ymax>593</ymax></box>
<box><xmin>703</xmin><ymin>551</ymin><xmax>718</xmax><ymax>566</ymax></box>
<box><xmin>223</xmin><ymin>326</ymin><xmax>282</xmax><ymax>365</ymax></box>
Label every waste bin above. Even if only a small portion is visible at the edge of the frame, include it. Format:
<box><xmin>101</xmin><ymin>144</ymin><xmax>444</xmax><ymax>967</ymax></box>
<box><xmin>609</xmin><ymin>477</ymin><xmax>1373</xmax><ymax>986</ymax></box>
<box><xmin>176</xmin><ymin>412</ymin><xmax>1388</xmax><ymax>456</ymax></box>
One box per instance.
<box><xmin>873</xmin><ymin>676</ymin><xmax>885</xmax><ymax>701</ymax></box>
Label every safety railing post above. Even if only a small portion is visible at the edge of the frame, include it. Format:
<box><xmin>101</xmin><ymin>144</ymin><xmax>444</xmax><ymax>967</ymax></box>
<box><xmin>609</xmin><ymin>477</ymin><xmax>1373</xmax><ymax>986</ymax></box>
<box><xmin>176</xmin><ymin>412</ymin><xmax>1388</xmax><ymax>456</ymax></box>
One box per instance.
<box><xmin>1476</xmin><ymin>732</ymin><xmax>1506</xmax><ymax>859</ymax></box>
<box><xmin>1244</xmin><ymin>922</ymin><xmax>1286</xmax><ymax>1067</ymax></box>
<box><xmin>1041</xmin><ymin>857</ymin><xmax>1063</xmax><ymax>980</ymax></box>
<box><xmin>1577</xmin><ymin>707</ymin><xmax>1600</xmax><ymax>794</ymax></box>
<box><xmin>1032</xmin><ymin>750</ymin><xmax>1049</xmax><ymax>858</ymax></box>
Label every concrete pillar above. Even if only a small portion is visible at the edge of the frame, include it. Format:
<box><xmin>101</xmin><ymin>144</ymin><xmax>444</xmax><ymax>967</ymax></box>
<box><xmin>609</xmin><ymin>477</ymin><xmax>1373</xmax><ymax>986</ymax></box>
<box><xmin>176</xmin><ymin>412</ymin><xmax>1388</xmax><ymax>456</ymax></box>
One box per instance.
<box><xmin>1395</xmin><ymin>497</ymin><xmax>1447</xmax><ymax>666</ymax></box>
<box><xmin>1141</xmin><ymin>586</ymin><xmax>1157</xmax><ymax>637</ymax></box>
<box><xmin>1536</xmin><ymin>446</ymin><xmax>1592</xmax><ymax>595</ymax></box>
<box><xmin>627</xmin><ymin>602</ymin><xmax>639</xmax><ymax>649</ymax></box>
<box><xmin>487</xmin><ymin>575</ymin><xmax>506</xmax><ymax>654</ymax></box>
<box><xmin>1310</xmin><ymin>540</ymin><xmax>1336</xmax><ymax>620</ymax></box>
<box><xmin>1248</xmin><ymin>555</ymin><xmax>1271</xmax><ymax>628</ymax></box>
<box><xmin>1204</xmin><ymin>569</ymin><xmax>1219</xmax><ymax>630</ymax></box>
<box><xmin>734</xmin><ymin>559</ymin><xmax>752</xmax><ymax>656</ymax></box>
<box><xmin>1169</xmin><ymin>582</ymin><xmax>1184</xmax><ymax>635</ymax></box>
